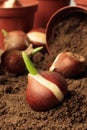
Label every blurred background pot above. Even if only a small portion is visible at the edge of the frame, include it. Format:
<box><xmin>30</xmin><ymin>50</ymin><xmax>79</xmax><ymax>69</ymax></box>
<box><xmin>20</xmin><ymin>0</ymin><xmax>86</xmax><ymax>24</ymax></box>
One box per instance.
<box><xmin>33</xmin><ymin>0</ymin><xmax>70</xmax><ymax>28</ymax></box>
<box><xmin>46</xmin><ymin>6</ymin><xmax>87</xmax><ymax>45</ymax></box>
<box><xmin>0</xmin><ymin>0</ymin><xmax>38</xmax><ymax>49</ymax></box>
<box><xmin>74</xmin><ymin>0</ymin><xmax>87</xmax><ymax>9</ymax></box>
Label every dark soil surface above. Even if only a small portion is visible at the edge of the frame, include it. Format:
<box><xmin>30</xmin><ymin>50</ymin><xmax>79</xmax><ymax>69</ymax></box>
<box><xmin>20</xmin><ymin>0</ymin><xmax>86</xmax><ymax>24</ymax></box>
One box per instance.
<box><xmin>0</xmin><ymin>12</ymin><xmax>87</xmax><ymax>130</ymax></box>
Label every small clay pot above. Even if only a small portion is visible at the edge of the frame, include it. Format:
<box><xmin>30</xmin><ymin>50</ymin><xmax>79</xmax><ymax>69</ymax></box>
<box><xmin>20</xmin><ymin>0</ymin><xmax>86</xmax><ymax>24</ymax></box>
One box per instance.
<box><xmin>33</xmin><ymin>0</ymin><xmax>70</xmax><ymax>28</ymax></box>
<box><xmin>74</xmin><ymin>0</ymin><xmax>87</xmax><ymax>9</ymax></box>
<box><xmin>0</xmin><ymin>0</ymin><xmax>38</xmax><ymax>49</ymax></box>
<box><xmin>46</xmin><ymin>6</ymin><xmax>87</xmax><ymax>45</ymax></box>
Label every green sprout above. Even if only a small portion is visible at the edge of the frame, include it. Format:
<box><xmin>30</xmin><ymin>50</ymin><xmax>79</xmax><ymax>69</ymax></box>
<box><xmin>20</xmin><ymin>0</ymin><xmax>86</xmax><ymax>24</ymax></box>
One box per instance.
<box><xmin>1</xmin><ymin>29</ymin><xmax>8</xmax><ymax>37</ymax></box>
<box><xmin>22</xmin><ymin>51</ymin><xmax>38</xmax><ymax>75</ymax></box>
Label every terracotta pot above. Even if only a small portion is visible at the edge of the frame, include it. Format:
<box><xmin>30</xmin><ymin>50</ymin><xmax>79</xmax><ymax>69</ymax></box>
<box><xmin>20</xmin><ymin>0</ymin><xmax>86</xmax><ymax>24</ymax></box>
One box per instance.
<box><xmin>0</xmin><ymin>0</ymin><xmax>38</xmax><ymax>49</ymax></box>
<box><xmin>33</xmin><ymin>0</ymin><xmax>70</xmax><ymax>28</ymax></box>
<box><xmin>74</xmin><ymin>0</ymin><xmax>87</xmax><ymax>9</ymax></box>
<box><xmin>46</xmin><ymin>6</ymin><xmax>87</xmax><ymax>45</ymax></box>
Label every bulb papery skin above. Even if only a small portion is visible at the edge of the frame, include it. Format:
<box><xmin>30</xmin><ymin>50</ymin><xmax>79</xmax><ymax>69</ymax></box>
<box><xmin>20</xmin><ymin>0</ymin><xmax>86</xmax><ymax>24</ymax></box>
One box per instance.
<box><xmin>27</xmin><ymin>29</ymin><xmax>50</xmax><ymax>54</ymax></box>
<box><xmin>26</xmin><ymin>71</ymin><xmax>67</xmax><ymax>111</ymax></box>
<box><xmin>27</xmin><ymin>28</ymin><xmax>46</xmax><ymax>47</ymax></box>
<box><xmin>49</xmin><ymin>52</ymin><xmax>85</xmax><ymax>78</ymax></box>
<box><xmin>27</xmin><ymin>31</ymin><xmax>46</xmax><ymax>46</ymax></box>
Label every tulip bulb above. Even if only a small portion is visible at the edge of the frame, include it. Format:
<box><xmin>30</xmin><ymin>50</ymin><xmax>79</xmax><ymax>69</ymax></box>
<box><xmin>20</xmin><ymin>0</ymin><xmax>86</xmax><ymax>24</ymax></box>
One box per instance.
<box><xmin>1</xmin><ymin>45</ymin><xmax>43</xmax><ymax>74</ymax></box>
<box><xmin>49</xmin><ymin>52</ymin><xmax>85</xmax><ymax>78</ymax></box>
<box><xmin>27</xmin><ymin>28</ymin><xmax>50</xmax><ymax>54</ymax></box>
<box><xmin>2</xmin><ymin>30</ymin><xmax>30</xmax><ymax>51</ymax></box>
<box><xmin>22</xmin><ymin>52</ymin><xmax>67</xmax><ymax>111</ymax></box>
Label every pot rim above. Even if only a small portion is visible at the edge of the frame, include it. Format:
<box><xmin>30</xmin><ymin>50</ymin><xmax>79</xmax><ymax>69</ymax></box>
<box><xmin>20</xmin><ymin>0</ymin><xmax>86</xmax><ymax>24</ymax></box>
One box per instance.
<box><xmin>0</xmin><ymin>0</ymin><xmax>39</xmax><ymax>17</ymax></box>
<box><xmin>0</xmin><ymin>0</ymin><xmax>39</xmax><ymax>10</ymax></box>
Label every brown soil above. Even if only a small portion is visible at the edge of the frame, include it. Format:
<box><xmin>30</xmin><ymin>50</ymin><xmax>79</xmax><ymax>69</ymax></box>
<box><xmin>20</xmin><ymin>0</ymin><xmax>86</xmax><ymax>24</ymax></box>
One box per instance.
<box><xmin>0</xmin><ymin>12</ymin><xmax>87</xmax><ymax>130</ymax></box>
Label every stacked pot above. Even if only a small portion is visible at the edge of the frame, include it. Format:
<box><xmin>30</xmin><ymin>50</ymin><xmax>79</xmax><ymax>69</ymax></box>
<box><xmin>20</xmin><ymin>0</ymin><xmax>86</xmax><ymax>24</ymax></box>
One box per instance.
<box><xmin>0</xmin><ymin>0</ymin><xmax>39</xmax><ymax>49</ymax></box>
<box><xmin>74</xmin><ymin>0</ymin><xmax>87</xmax><ymax>9</ymax></box>
<box><xmin>33</xmin><ymin>0</ymin><xmax>70</xmax><ymax>28</ymax></box>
